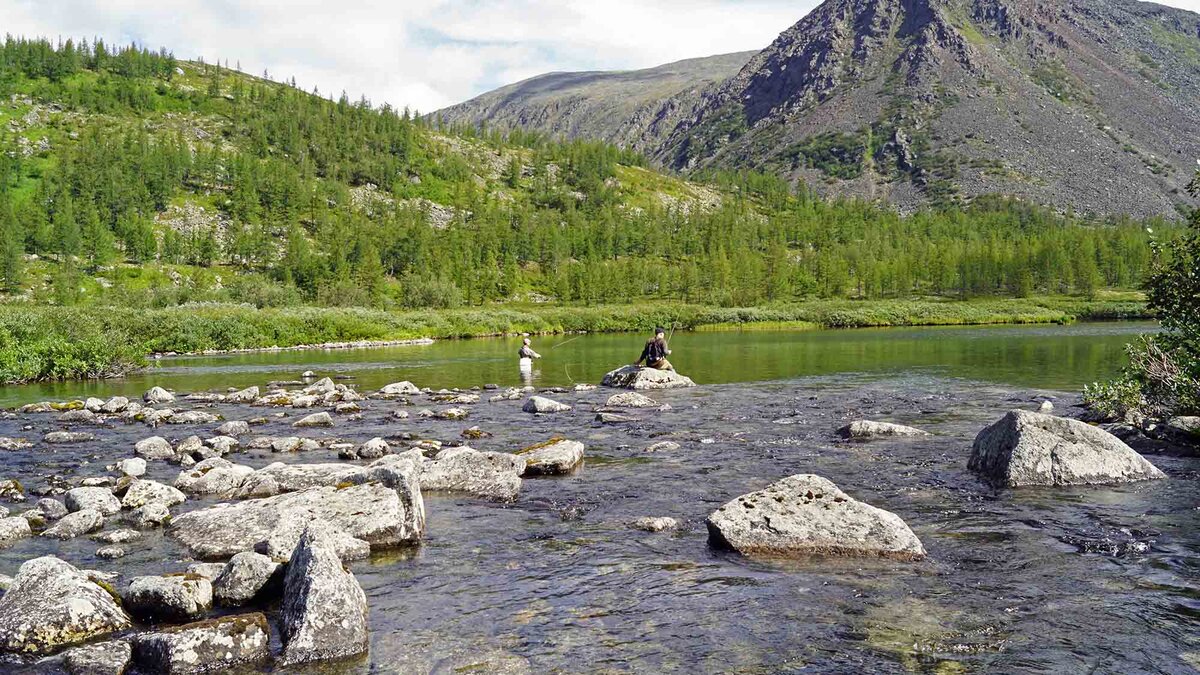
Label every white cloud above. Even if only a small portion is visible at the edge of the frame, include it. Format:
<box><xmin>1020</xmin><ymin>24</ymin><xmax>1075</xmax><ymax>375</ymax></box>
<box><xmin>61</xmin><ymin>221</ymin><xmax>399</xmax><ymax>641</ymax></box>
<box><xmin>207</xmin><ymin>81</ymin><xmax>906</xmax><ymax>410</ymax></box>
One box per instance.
<box><xmin>1</xmin><ymin>0</ymin><xmax>1197</xmax><ymax>113</ymax></box>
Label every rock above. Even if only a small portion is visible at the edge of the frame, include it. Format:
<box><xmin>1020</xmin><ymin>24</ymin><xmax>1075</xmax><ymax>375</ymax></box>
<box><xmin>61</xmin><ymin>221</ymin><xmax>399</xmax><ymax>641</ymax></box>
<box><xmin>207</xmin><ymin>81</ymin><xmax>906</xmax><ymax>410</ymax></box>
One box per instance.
<box><xmin>278</xmin><ymin>524</ymin><xmax>370</xmax><ymax>666</ymax></box>
<box><xmin>392</xmin><ymin>410</ymin><xmax>410</xmax><ymax>420</ymax></box>
<box><xmin>520</xmin><ymin>439</ymin><xmax>584</xmax><ymax>476</ymax></box>
<box><xmin>596</xmin><ymin>412</ymin><xmax>637</xmax><ymax>424</ymax></box>
<box><xmin>66</xmin><ymin>487</ymin><xmax>122</xmax><ymax>516</ymax></box>
<box><xmin>380</xmin><ymin>381</ymin><xmax>420</xmax><ymax>396</ymax></box>
<box><xmin>121</xmin><ymin>480</ymin><xmax>186</xmax><ymax>510</ymax></box>
<box><xmin>432</xmin><ymin>393</ymin><xmax>480</xmax><ymax>404</ymax></box>
<box><xmin>43</xmin><ymin>508</ymin><xmax>104</xmax><ymax>539</ymax></box>
<box><xmin>225</xmin><ymin>386</ymin><xmax>259</xmax><ymax>404</ymax></box>
<box><xmin>131</xmin><ymin>613</ymin><xmax>270</xmax><ymax>674</ymax></box>
<box><xmin>101</xmin><ymin>397</ymin><xmax>130</xmax><ymax>414</ymax></box>
<box><xmin>605</xmin><ymin>392</ymin><xmax>659</xmax><ymax>408</ymax></box>
<box><xmin>84</xmin><ymin>397</ymin><xmax>106</xmax><ymax>412</ymax></box>
<box><xmin>0</xmin><ymin>516</ymin><xmax>31</xmax><ymax>544</ymax></box>
<box><xmin>970</xmin><ymin>410</ymin><xmax>1168</xmax><ymax>487</ymax></box>
<box><xmin>836</xmin><ymin>420</ymin><xmax>931</xmax><ymax>439</ymax></box>
<box><xmin>62</xmin><ymin>639</ymin><xmax>132</xmax><ymax>675</ymax></box>
<box><xmin>124</xmin><ymin>575</ymin><xmax>212</xmax><ymax>624</ymax></box>
<box><xmin>80</xmin><ymin>477</ymin><xmax>114</xmax><ymax>487</ymax></box>
<box><xmin>0</xmin><ymin>437</ymin><xmax>32</xmax><ymax>451</ymax></box>
<box><xmin>0</xmin><ymin>556</ymin><xmax>131</xmax><ymax>654</ymax></box>
<box><xmin>706</xmin><ymin>474</ymin><xmax>926</xmax><ymax>561</ymax></box>
<box><xmin>140</xmin><ymin>408</ymin><xmax>175</xmax><ymax>427</ymax></box>
<box><xmin>1039</xmin><ymin>400</ymin><xmax>1055</xmax><ymax>413</ymax></box>
<box><xmin>96</xmin><ymin>545</ymin><xmax>127</xmax><ymax>560</ymax></box>
<box><xmin>573</xmin><ymin>383</ymin><xmax>597</xmax><ymax>392</ymax></box>
<box><xmin>304</xmin><ymin>377</ymin><xmax>336</xmax><ymax>395</ymax></box>
<box><xmin>135</xmin><ymin>436</ymin><xmax>175</xmax><ymax>461</ymax></box>
<box><xmin>489</xmin><ymin>387</ymin><xmax>524</xmax><ymax>402</ymax></box>
<box><xmin>632</xmin><ymin>516</ymin><xmax>679</xmax><ymax>532</ymax></box>
<box><xmin>166</xmin><ymin>411</ymin><xmax>221</xmax><ymax>425</ymax></box>
<box><xmin>290</xmin><ymin>394</ymin><xmax>320</xmax><ymax>409</ymax></box>
<box><xmin>212</xmin><ymin>552</ymin><xmax>282</xmax><ymax>607</ymax></box>
<box><xmin>335</xmin><ymin>402</ymin><xmax>361</xmax><ymax>414</ymax></box>
<box><xmin>185</xmin><ymin>392</ymin><xmax>225</xmax><ymax>403</ymax></box>
<box><xmin>419</xmin><ymin>447</ymin><xmax>525</xmax><ymax>501</ymax></box>
<box><xmin>259</xmin><ymin>514</ymin><xmax>371</xmax><ymax>563</ymax></box>
<box><xmin>203</xmin><ymin>435</ymin><xmax>239</xmax><ymax>455</ymax></box>
<box><xmin>131</xmin><ymin>503</ymin><xmax>171</xmax><ymax>528</ymax></box>
<box><xmin>523</xmin><ymin>396</ymin><xmax>571</xmax><ymax>414</ymax></box>
<box><xmin>169</xmin><ymin>482</ymin><xmax>421</xmax><ymax>559</ymax></box>
<box><xmin>461</xmin><ymin>426</ymin><xmax>491</xmax><ymax>440</ymax></box>
<box><xmin>174</xmin><ymin>458</ymin><xmax>255</xmax><ymax>496</ymax></box>
<box><xmin>143</xmin><ymin>387</ymin><xmax>175</xmax><ymax>404</ymax></box>
<box><xmin>116</xmin><ymin>458</ymin><xmax>147</xmax><ymax>478</ymax></box>
<box><xmin>243</xmin><ymin>462</ymin><xmax>362</xmax><ymax>494</ymax></box>
<box><xmin>60</xmin><ymin>409</ymin><xmax>100</xmax><ymax>425</ymax></box>
<box><xmin>354</xmin><ymin>437</ymin><xmax>389</xmax><ymax>460</ymax></box>
<box><xmin>94</xmin><ymin>528</ymin><xmax>141</xmax><ymax>544</ymax></box>
<box><xmin>44</xmin><ymin>431</ymin><xmax>96</xmax><ymax>444</ymax></box>
<box><xmin>216</xmin><ymin>420</ymin><xmax>250</xmax><ymax>436</ymax></box>
<box><xmin>36</xmin><ymin>497</ymin><xmax>68</xmax><ymax>520</ymax></box>
<box><xmin>21</xmin><ymin>510</ymin><xmax>45</xmax><ymax>529</ymax></box>
<box><xmin>0</xmin><ymin>479</ymin><xmax>23</xmax><ymax>502</ymax></box>
<box><xmin>645</xmin><ymin>441</ymin><xmax>681</xmax><ymax>452</ymax></box>
<box><xmin>601</xmin><ymin>365</ymin><xmax>695</xmax><ymax>390</ymax></box>
<box><xmin>293</xmin><ymin>412</ymin><xmax>333</xmax><ymax>428</ymax></box>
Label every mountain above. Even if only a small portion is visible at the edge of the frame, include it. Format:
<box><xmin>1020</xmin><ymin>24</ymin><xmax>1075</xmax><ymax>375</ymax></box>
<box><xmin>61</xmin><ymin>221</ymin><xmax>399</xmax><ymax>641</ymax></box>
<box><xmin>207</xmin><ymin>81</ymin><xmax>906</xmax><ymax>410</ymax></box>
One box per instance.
<box><xmin>437</xmin><ymin>0</ymin><xmax>1200</xmax><ymax>217</ymax></box>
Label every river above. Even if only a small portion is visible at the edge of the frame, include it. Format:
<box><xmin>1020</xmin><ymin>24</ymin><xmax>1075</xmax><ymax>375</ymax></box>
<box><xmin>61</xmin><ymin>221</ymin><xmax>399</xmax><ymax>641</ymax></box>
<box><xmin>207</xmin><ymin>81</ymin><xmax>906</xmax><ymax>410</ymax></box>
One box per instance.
<box><xmin>0</xmin><ymin>321</ymin><xmax>1195</xmax><ymax>674</ymax></box>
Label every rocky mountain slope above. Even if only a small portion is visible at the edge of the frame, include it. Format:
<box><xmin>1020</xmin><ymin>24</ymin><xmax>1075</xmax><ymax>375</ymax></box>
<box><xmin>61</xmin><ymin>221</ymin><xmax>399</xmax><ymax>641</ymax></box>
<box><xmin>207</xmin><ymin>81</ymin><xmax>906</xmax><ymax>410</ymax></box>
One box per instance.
<box><xmin>438</xmin><ymin>0</ymin><xmax>1200</xmax><ymax>217</ymax></box>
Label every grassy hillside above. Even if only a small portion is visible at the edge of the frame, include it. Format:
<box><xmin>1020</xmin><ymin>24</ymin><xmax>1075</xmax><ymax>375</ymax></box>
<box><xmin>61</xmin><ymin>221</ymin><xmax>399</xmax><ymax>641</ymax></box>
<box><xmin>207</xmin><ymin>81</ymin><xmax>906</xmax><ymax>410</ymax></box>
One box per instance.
<box><xmin>0</xmin><ymin>37</ymin><xmax>1177</xmax><ymax>383</ymax></box>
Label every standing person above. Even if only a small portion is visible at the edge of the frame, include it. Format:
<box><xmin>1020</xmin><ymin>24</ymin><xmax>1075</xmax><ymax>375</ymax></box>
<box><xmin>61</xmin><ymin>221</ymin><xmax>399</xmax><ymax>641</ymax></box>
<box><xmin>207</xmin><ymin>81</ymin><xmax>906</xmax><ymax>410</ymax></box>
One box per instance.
<box><xmin>633</xmin><ymin>327</ymin><xmax>674</xmax><ymax>371</ymax></box>
<box><xmin>518</xmin><ymin>337</ymin><xmax>541</xmax><ymax>372</ymax></box>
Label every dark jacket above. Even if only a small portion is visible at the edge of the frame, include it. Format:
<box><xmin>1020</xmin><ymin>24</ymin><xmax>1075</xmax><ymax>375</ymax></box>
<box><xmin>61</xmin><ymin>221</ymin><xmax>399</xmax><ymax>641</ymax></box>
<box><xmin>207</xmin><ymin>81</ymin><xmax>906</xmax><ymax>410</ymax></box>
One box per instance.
<box><xmin>639</xmin><ymin>338</ymin><xmax>668</xmax><ymax>364</ymax></box>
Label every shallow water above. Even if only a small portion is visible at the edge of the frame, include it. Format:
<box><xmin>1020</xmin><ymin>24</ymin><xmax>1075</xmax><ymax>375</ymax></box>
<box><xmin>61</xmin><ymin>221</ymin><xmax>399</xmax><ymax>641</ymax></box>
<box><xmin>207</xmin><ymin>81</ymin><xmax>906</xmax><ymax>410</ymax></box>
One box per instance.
<box><xmin>0</xmin><ymin>322</ymin><xmax>1196</xmax><ymax>674</ymax></box>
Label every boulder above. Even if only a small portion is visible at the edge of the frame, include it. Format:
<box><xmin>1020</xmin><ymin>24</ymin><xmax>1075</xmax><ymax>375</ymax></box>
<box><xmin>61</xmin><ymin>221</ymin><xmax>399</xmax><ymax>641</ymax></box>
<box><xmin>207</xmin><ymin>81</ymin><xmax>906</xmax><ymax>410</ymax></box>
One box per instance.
<box><xmin>101</xmin><ymin>397</ymin><xmax>130</xmax><ymax>414</ymax></box>
<box><xmin>135</xmin><ymin>436</ymin><xmax>175</xmax><ymax>461</ymax></box>
<box><xmin>225</xmin><ymin>386</ymin><xmax>260</xmax><ymax>404</ymax></box>
<box><xmin>0</xmin><ymin>437</ymin><xmax>32</xmax><ymax>451</ymax></box>
<box><xmin>116</xmin><ymin>457</ymin><xmax>147</xmax><ymax>478</ymax></box>
<box><xmin>36</xmin><ymin>497</ymin><xmax>68</xmax><ymax>520</ymax></box>
<box><xmin>62</xmin><ymin>639</ymin><xmax>131</xmax><ymax>675</ymax></box>
<box><xmin>522</xmin><ymin>396</ymin><xmax>571</xmax><ymax>414</ymax></box>
<box><xmin>124</xmin><ymin>575</ymin><xmax>212</xmax><ymax>624</ymax></box>
<box><xmin>293</xmin><ymin>412</ymin><xmax>333</xmax><ymax>428</ymax></box>
<box><xmin>836</xmin><ymin>420</ymin><xmax>931</xmax><ymax>439</ymax></box>
<box><xmin>84</xmin><ymin>397</ymin><xmax>106</xmax><ymax>412</ymax></box>
<box><xmin>121</xmin><ymin>480</ymin><xmax>186</xmax><ymax>510</ymax></box>
<box><xmin>356</xmin><ymin>437</ymin><xmax>390</xmax><ymax>460</ymax></box>
<box><xmin>489</xmin><ymin>387</ymin><xmax>524</xmax><ymax>402</ymax></box>
<box><xmin>0</xmin><ymin>479</ymin><xmax>23</xmax><ymax>502</ymax></box>
<box><xmin>96</xmin><ymin>546</ymin><xmax>127</xmax><ymax>560</ymax></box>
<box><xmin>169</xmin><ymin>482</ymin><xmax>421</xmax><ymax>559</ymax></box>
<box><xmin>604</xmin><ymin>392</ymin><xmax>659</xmax><ymax>408</ymax></box>
<box><xmin>970</xmin><ymin>410</ymin><xmax>1168</xmax><ymax>487</ymax></box>
<box><xmin>143</xmin><ymin>387</ymin><xmax>175</xmax><ymax>404</ymax></box>
<box><xmin>520</xmin><ymin>439</ymin><xmax>584</xmax><ymax>476</ymax></box>
<box><xmin>0</xmin><ymin>556</ymin><xmax>131</xmax><ymax>654</ymax></box>
<box><xmin>596</xmin><ymin>412</ymin><xmax>637</xmax><ymax>424</ymax></box>
<box><xmin>632</xmin><ymin>516</ymin><xmax>679</xmax><ymax>532</ymax></box>
<box><xmin>645</xmin><ymin>441</ymin><xmax>681</xmax><ymax>452</ymax></box>
<box><xmin>166</xmin><ymin>411</ymin><xmax>221</xmax><ymax>425</ymax></box>
<box><xmin>601</xmin><ymin>365</ymin><xmax>695</xmax><ymax>390</ymax></box>
<box><xmin>258</xmin><ymin>514</ymin><xmax>371</xmax><ymax>563</ymax></box>
<box><xmin>185</xmin><ymin>563</ymin><xmax>226</xmax><ymax>582</ymax></box>
<box><xmin>304</xmin><ymin>377</ymin><xmax>336</xmax><ymax>396</ymax></box>
<box><xmin>290</xmin><ymin>394</ymin><xmax>320</xmax><ymax>409</ymax></box>
<box><xmin>60</xmin><ymin>409</ymin><xmax>100</xmax><ymax>425</ymax></box>
<box><xmin>216</xmin><ymin>420</ymin><xmax>250</xmax><ymax>436</ymax></box>
<box><xmin>278</xmin><ymin>524</ymin><xmax>370</xmax><ymax>666</ymax></box>
<box><xmin>132</xmin><ymin>503</ymin><xmax>171</xmax><ymax>528</ymax></box>
<box><xmin>94</xmin><ymin>529</ymin><xmax>141</xmax><ymax>544</ymax></box>
<box><xmin>242</xmin><ymin>462</ymin><xmax>363</xmax><ymax>494</ymax></box>
<box><xmin>0</xmin><ymin>516</ymin><xmax>31</xmax><ymax>544</ymax></box>
<box><xmin>44</xmin><ymin>431</ymin><xmax>96</xmax><ymax>444</ymax></box>
<box><xmin>131</xmin><ymin>613</ymin><xmax>270</xmax><ymax>674</ymax></box>
<box><xmin>43</xmin><ymin>508</ymin><xmax>104</xmax><ymax>539</ymax></box>
<box><xmin>65</xmin><ymin>487</ymin><xmax>121</xmax><ymax>516</ymax></box>
<box><xmin>213</xmin><ymin>552</ymin><xmax>282</xmax><ymax>607</ymax></box>
<box><xmin>379</xmin><ymin>381</ymin><xmax>420</xmax><ymax>396</ymax></box>
<box><xmin>203</xmin><ymin>435</ymin><xmax>239</xmax><ymax>455</ymax></box>
<box><xmin>706</xmin><ymin>474</ymin><xmax>926</xmax><ymax>561</ymax></box>
<box><xmin>174</xmin><ymin>458</ymin><xmax>255</xmax><ymax>496</ymax></box>
<box><xmin>419</xmin><ymin>447</ymin><xmax>525</xmax><ymax>501</ymax></box>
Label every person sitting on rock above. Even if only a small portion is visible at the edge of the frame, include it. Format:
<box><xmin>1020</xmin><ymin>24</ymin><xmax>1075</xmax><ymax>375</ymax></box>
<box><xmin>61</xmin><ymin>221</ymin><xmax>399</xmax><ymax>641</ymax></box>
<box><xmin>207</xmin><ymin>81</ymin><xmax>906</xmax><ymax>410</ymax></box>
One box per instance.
<box><xmin>634</xmin><ymin>327</ymin><xmax>673</xmax><ymax>371</ymax></box>
<box><xmin>518</xmin><ymin>337</ymin><xmax>541</xmax><ymax>371</ymax></box>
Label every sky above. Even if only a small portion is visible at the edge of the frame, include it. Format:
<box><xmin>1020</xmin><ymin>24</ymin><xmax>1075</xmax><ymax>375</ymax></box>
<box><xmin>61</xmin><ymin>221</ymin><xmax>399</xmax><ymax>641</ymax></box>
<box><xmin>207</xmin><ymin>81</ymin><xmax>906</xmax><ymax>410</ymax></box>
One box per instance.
<box><xmin>4</xmin><ymin>0</ymin><xmax>1199</xmax><ymax>114</ymax></box>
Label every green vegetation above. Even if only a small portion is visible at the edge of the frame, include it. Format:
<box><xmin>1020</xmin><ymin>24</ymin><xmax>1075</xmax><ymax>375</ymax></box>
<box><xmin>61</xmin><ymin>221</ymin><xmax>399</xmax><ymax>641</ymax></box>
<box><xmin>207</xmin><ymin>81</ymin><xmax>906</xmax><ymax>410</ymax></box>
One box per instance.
<box><xmin>785</xmin><ymin>132</ymin><xmax>866</xmax><ymax>179</ymax></box>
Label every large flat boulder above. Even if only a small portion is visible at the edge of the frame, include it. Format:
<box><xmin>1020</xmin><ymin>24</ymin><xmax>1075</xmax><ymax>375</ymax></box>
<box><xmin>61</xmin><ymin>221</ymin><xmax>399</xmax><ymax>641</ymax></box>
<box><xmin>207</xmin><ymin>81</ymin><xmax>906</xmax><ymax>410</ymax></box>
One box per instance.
<box><xmin>123</xmin><ymin>576</ymin><xmax>212</xmax><ymax>624</ymax></box>
<box><xmin>131</xmin><ymin>613</ymin><xmax>270</xmax><ymax>674</ymax></box>
<box><xmin>970</xmin><ymin>410</ymin><xmax>1168</xmax><ymax>487</ymax></box>
<box><xmin>278</xmin><ymin>523</ymin><xmax>369</xmax><ymax>666</ymax></box>
<box><xmin>706</xmin><ymin>474</ymin><xmax>926</xmax><ymax>561</ymax></box>
<box><xmin>0</xmin><ymin>556</ymin><xmax>131</xmax><ymax>654</ymax></box>
<box><xmin>169</xmin><ymin>483</ymin><xmax>422</xmax><ymax>559</ymax></box>
<box><xmin>519</xmin><ymin>439</ymin><xmax>584</xmax><ymax>476</ymax></box>
<box><xmin>418</xmin><ymin>447</ymin><xmax>525</xmax><ymax>502</ymax></box>
<box><xmin>601</xmin><ymin>365</ymin><xmax>695</xmax><ymax>390</ymax></box>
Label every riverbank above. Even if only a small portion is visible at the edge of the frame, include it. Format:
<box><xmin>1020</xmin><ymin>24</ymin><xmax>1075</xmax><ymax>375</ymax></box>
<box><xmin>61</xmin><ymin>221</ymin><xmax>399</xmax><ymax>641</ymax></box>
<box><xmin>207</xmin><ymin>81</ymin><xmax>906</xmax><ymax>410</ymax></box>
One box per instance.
<box><xmin>0</xmin><ymin>296</ymin><xmax>1151</xmax><ymax>384</ymax></box>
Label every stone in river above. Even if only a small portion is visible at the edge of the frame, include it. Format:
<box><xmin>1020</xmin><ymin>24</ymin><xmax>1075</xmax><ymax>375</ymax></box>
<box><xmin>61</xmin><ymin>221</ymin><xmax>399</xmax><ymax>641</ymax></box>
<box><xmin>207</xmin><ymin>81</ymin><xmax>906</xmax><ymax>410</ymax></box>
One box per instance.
<box><xmin>101</xmin><ymin>396</ymin><xmax>130</xmax><ymax>414</ymax></box>
<box><xmin>121</xmin><ymin>480</ymin><xmax>186</xmax><ymax>510</ymax></box>
<box><xmin>601</xmin><ymin>365</ymin><xmax>695</xmax><ymax>390</ymax></box>
<box><xmin>632</xmin><ymin>516</ymin><xmax>679</xmax><ymax>532</ymax></box>
<box><xmin>604</xmin><ymin>391</ymin><xmax>660</xmax><ymax>408</ymax></box>
<box><xmin>44</xmin><ymin>431</ymin><xmax>96</xmax><ymax>444</ymax></box>
<box><xmin>65</xmin><ymin>487</ymin><xmax>122</xmax><ymax>516</ymax></box>
<box><xmin>0</xmin><ymin>556</ymin><xmax>131</xmax><ymax>654</ymax></box>
<box><xmin>706</xmin><ymin>474</ymin><xmax>926</xmax><ymax>561</ymax></box>
<box><xmin>417</xmin><ymin>447</ymin><xmax>525</xmax><ymax>501</ymax></box>
<box><xmin>596</xmin><ymin>412</ymin><xmax>637</xmax><ymax>424</ymax></box>
<box><xmin>0</xmin><ymin>437</ymin><xmax>32</xmax><ymax>451</ymax></box>
<box><xmin>36</xmin><ymin>497</ymin><xmax>68</xmax><ymax>520</ymax></box>
<box><xmin>0</xmin><ymin>516</ymin><xmax>31</xmax><ymax>544</ymax></box>
<box><xmin>131</xmin><ymin>503</ymin><xmax>171</xmax><ymax>529</ymax></box>
<box><xmin>278</xmin><ymin>523</ymin><xmax>370</xmax><ymax>666</ymax></box>
<box><xmin>216</xmin><ymin>420</ymin><xmax>250</xmax><ymax>436</ymax></box>
<box><xmin>135</xmin><ymin>436</ymin><xmax>175</xmax><ymax>461</ymax></box>
<box><xmin>836</xmin><ymin>420</ymin><xmax>931</xmax><ymax>440</ymax></box>
<box><xmin>174</xmin><ymin>458</ymin><xmax>255</xmax><ymax>496</ymax></box>
<box><xmin>293</xmin><ymin>412</ymin><xmax>334</xmax><ymax>428</ymax></box>
<box><xmin>970</xmin><ymin>410</ymin><xmax>1168</xmax><ymax>487</ymax></box>
<box><xmin>123</xmin><ymin>575</ymin><xmax>213</xmax><ymax>624</ymax></box>
<box><xmin>379</xmin><ymin>381</ymin><xmax>420</xmax><ymax>396</ymax></box>
<box><xmin>116</xmin><ymin>457</ymin><xmax>147</xmax><ymax>478</ymax></box>
<box><xmin>143</xmin><ymin>387</ymin><xmax>175</xmax><ymax>404</ymax></box>
<box><xmin>96</xmin><ymin>545</ymin><xmax>127</xmax><ymax>560</ymax></box>
<box><xmin>213</xmin><ymin>552</ymin><xmax>282</xmax><ymax>607</ymax></box>
<box><xmin>43</xmin><ymin>508</ymin><xmax>104</xmax><ymax>539</ymax></box>
<box><xmin>522</xmin><ymin>396</ymin><xmax>571</xmax><ymax>414</ymax></box>
<box><xmin>644</xmin><ymin>441</ymin><xmax>681</xmax><ymax>452</ymax></box>
<box><xmin>131</xmin><ymin>613</ymin><xmax>270</xmax><ymax>674</ymax></box>
<box><xmin>94</xmin><ymin>528</ymin><xmax>141</xmax><ymax>544</ymax></box>
<box><xmin>165</xmin><ymin>410</ymin><xmax>221</xmax><ymax>425</ymax></box>
<box><xmin>225</xmin><ymin>386</ymin><xmax>260</xmax><ymax>404</ymax></box>
<box><xmin>62</xmin><ymin>639</ymin><xmax>132</xmax><ymax>675</ymax></box>
<box><xmin>519</xmin><ymin>439</ymin><xmax>584</xmax><ymax>476</ymax></box>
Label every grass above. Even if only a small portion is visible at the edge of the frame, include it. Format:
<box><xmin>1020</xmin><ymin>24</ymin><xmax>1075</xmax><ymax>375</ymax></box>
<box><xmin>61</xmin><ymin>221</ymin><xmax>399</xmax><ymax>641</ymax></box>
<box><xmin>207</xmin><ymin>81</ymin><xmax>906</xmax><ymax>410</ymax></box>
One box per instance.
<box><xmin>0</xmin><ymin>296</ymin><xmax>1151</xmax><ymax>385</ymax></box>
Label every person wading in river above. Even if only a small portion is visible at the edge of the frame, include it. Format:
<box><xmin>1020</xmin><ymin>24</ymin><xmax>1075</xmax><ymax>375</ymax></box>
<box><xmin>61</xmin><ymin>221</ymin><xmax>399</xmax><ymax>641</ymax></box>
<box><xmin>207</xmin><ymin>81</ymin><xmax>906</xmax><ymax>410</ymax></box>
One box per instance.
<box><xmin>633</xmin><ymin>327</ymin><xmax>674</xmax><ymax>371</ymax></box>
<box><xmin>518</xmin><ymin>337</ymin><xmax>541</xmax><ymax>373</ymax></box>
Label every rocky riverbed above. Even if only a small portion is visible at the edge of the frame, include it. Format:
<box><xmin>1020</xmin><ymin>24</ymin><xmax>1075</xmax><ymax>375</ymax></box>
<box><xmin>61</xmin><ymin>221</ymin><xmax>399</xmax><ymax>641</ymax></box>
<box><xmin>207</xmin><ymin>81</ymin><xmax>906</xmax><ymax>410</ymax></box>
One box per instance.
<box><xmin>0</xmin><ymin>370</ymin><xmax>1194</xmax><ymax>673</ymax></box>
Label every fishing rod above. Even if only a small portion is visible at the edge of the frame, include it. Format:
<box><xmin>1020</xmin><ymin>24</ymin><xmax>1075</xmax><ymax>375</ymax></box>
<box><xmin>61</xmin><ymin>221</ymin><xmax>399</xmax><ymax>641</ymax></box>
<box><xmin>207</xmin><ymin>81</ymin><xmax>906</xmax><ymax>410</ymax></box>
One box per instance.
<box><xmin>551</xmin><ymin>334</ymin><xmax>585</xmax><ymax>350</ymax></box>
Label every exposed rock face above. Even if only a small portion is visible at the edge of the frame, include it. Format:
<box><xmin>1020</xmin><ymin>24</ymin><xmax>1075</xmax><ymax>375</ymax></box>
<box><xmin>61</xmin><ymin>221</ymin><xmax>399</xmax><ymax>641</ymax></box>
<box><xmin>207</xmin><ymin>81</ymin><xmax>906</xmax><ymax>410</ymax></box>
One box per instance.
<box><xmin>213</xmin><ymin>552</ymin><xmax>282</xmax><ymax>606</ymax></box>
<box><xmin>523</xmin><ymin>396</ymin><xmax>571</xmax><ymax>414</ymax></box>
<box><xmin>836</xmin><ymin>420</ymin><xmax>931</xmax><ymax>439</ymax></box>
<box><xmin>520</xmin><ymin>439</ymin><xmax>585</xmax><ymax>476</ymax></box>
<box><xmin>123</xmin><ymin>575</ymin><xmax>213</xmax><ymax>624</ymax></box>
<box><xmin>605</xmin><ymin>392</ymin><xmax>660</xmax><ymax>408</ymax></box>
<box><xmin>43</xmin><ymin>508</ymin><xmax>104</xmax><ymax>539</ymax></box>
<box><xmin>65</xmin><ymin>487</ymin><xmax>121</xmax><ymax>516</ymax></box>
<box><xmin>131</xmin><ymin>613</ymin><xmax>270</xmax><ymax>674</ymax></box>
<box><xmin>62</xmin><ymin>639</ymin><xmax>132</xmax><ymax>675</ymax></box>
<box><xmin>0</xmin><ymin>556</ymin><xmax>131</xmax><ymax>654</ymax></box>
<box><xmin>418</xmin><ymin>447</ymin><xmax>526</xmax><ymax>501</ymax></box>
<box><xmin>970</xmin><ymin>410</ymin><xmax>1168</xmax><ymax>487</ymax></box>
<box><xmin>602</xmin><ymin>366</ymin><xmax>696</xmax><ymax>390</ymax></box>
<box><xmin>706</xmin><ymin>474</ymin><xmax>926</xmax><ymax>560</ymax></box>
<box><xmin>278</xmin><ymin>524</ymin><xmax>370</xmax><ymax>666</ymax></box>
<box><xmin>170</xmin><ymin>482</ymin><xmax>422</xmax><ymax>559</ymax></box>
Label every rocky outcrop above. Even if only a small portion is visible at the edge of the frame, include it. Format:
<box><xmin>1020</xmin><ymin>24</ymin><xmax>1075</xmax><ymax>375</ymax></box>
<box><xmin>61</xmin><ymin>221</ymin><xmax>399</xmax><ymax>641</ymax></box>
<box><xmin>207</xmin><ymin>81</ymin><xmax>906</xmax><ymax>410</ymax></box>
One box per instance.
<box><xmin>278</xmin><ymin>523</ymin><xmax>370</xmax><ymax>666</ymax></box>
<box><xmin>836</xmin><ymin>420</ymin><xmax>931</xmax><ymax>439</ymax></box>
<box><xmin>706</xmin><ymin>474</ymin><xmax>926</xmax><ymax>560</ymax></box>
<box><xmin>519</xmin><ymin>439</ymin><xmax>584</xmax><ymax>476</ymax></box>
<box><xmin>602</xmin><ymin>366</ymin><xmax>695</xmax><ymax>390</ymax></box>
<box><xmin>0</xmin><ymin>556</ymin><xmax>131</xmax><ymax>654</ymax></box>
<box><xmin>970</xmin><ymin>410</ymin><xmax>1168</xmax><ymax>487</ymax></box>
<box><xmin>212</xmin><ymin>552</ymin><xmax>282</xmax><ymax>606</ymax></box>
<box><xmin>123</xmin><ymin>575</ymin><xmax>213</xmax><ymax>624</ymax></box>
<box><xmin>131</xmin><ymin>613</ymin><xmax>270</xmax><ymax>674</ymax></box>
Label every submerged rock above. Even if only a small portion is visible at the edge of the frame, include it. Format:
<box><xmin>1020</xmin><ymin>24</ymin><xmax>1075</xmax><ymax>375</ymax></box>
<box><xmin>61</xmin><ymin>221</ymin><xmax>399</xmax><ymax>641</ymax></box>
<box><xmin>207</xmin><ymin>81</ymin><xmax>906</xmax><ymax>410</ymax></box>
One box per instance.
<box><xmin>520</xmin><ymin>439</ymin><xmax>584</xmax><ymax>476</ymax></box>
<box><xmin>601</xmin><ymin>365</ymin><xmax>695</xmax><ymax>390</ymax></box>
<box><xmin>836</xmin><ymin>420</ymin><xmax>931</xmax><ymax>439</ymax></box>
<box><xmin>131</xmin><ymin>613</ymin><xmax>270</xmax><ymax>674</ymax></box>
<box><xmin>523</xmin><ymin>396</ymin><xmax>571</xmax><ymax>414</ymax></box>
<box><xmin>124</xmin><ymin>575</ymin><xmax>213</xmax><ymax>624</ymax></box>
<box><xmin>632</xmin><ymin>516</ymin><xmax>679</xmax><ymax>532</ymax></box>
<box><xmin>278</xmin><ymin>524</ymin><xmax>370</xmax><ymax>666</ymax></box>
<box><xmin>706</xmin><ymin>474</ymin><xmax>926</xmax><ymax>561</ymax></box>
<box><xmin>62</xmin><ymin>639</ymin><xmax>132</xmax><ymax>675</ymax></box>
<box><xmin>0</xmin><ymin>556</ymin><xmax>131</xmax><ymax>654</ymax></box>
<box><xmin>970</xmin><ymin>410</ymin><xmax>1168</xmax><ymax>487</ymax></box>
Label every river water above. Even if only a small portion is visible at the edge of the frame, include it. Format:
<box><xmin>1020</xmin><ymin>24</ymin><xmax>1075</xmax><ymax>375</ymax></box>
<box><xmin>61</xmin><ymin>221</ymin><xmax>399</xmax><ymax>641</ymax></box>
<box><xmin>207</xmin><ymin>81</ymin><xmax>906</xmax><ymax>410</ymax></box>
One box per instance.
<box><xmin>0</xmin><ymin>321</ymin><xmax>1196</xmax><ymax>674</ymax></box>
